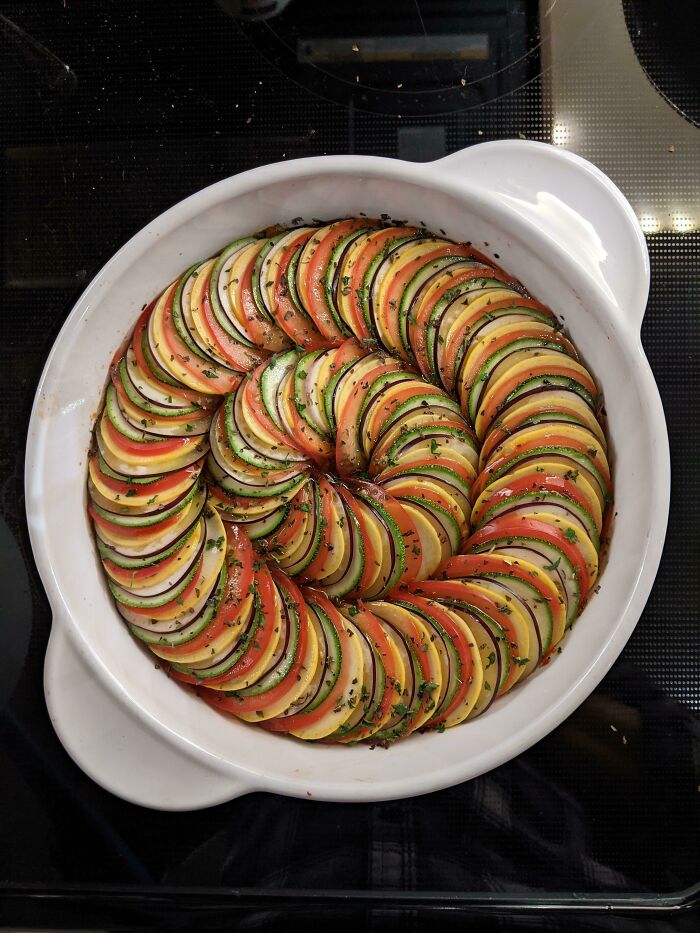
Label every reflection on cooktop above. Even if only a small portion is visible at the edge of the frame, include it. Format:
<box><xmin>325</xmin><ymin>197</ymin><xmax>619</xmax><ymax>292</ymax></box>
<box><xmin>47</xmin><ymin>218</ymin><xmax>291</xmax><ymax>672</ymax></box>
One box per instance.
<box><xmin>623</xmin><ymin>0</ymin><xmax>700</xmax><ymax>127</ymax></box>
<box><xmin>231</xmin><ymin>0</ymin><xmax>542</xmax><ymax>115</ymax></box>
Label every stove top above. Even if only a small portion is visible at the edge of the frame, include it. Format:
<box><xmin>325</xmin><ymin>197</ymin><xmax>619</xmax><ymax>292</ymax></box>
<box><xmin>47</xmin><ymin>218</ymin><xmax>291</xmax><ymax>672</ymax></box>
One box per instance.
<box><xmin>1</xmin><ymin>0</ymin><xmax>698</xmax><ymax>929</ymax></box>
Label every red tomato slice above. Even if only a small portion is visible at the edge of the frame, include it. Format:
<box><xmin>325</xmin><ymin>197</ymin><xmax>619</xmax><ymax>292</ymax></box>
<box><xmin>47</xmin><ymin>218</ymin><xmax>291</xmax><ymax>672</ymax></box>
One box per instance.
<box><xmin>110</xmin><ymin>364</ymin><xmax>209</xmax><ymax>427</ymax></box>
<box><xmin>199</xmin><ymin>569</ymin><xmax>310</xmax><ymax>714</ymax></box>
<box><xmin>441</xmin><ymin>296</ymin><xmax>557</xmax><ymax>393</ymax></box>
<box><xmin>461</xmin><ymin>327</ymin><xmax>576</xmax><ymax>391</ymax></box>
<box><xmin>266</xmin><ymin>483</ymin><xmax>312</xmax><ymax>549</ymax></box>
<box><xmin>363</xmin><ymin>382</ymin><xmax>445</xmax><ymax>443</ymax></box>
<box><xmin>345</xmin><ymin>227</ymin><xmax>417</xmax><ymax>340</ymax></box>
<box><xmin>199</xmin><ymin>268</ymin><xmax>269</xmax><ymax>371</ymax></box>
<box><xmin>479</xmin><ymin>404</ymin><xmax>600</xmax><ymax>464</ymax></box>
<box><xmin>302</xmin><ymin>219</ymin><xmax>368</xmax><ymax>342</ymax></box>
<box><xmin>283</xmin><ymin>399</ymin><xmax>334</xmax><ymax>466</ymax></box>
<box><xmin>374</xmin><ymin>454</ymin><xmax>474</xmax><ymax>488</ymax></box>
<box><xmin>335</xmin><ymin>359</ymin><xmax>404</xmax><ymax>477</ymax></box>
<box><xmin>471</xmin><ymin>472</ymin><xmax>599</xmax><ymax>530</ymax></box>
<box><xmin>262</xmin><ymin>589</ymin><xmax>355</xmax><ymax>732</ymax></box>
<box><xmin>238</xmin><ymin>247</ymin><xmax>290</xmax><ymax>352</ymax></box>
<box><xmin>392</xmin><ymin>592</ymin><xmax>475</xmax><ymax>728</ymax></box>
<box><xmin>329</xmin><ymin>601</ymin><xmax>403</xmax><ymax>743</ymax></box>
<box><xmin>89</xmin><ymin>453</ymin><xmax>203</xmax><ymax>497</ymax></box>
<box><xmin>243</xmin><ymin>361</ymin><xmax>306</xmax><ymax>453</ymax></box>
<box><xmin>472</xmin><ymin>430</ymin><xmax>610</xmax><ymax>502</ymax></box>
<box><xmin>101</xmin><ymin>414</ymin><xmax>191</xmax><ymax>458</ymax></box>
<box><xmin>369</xmin><ymin>415</ymin><xmax>471</xmax><ymax>469</ymax></box>
<box><xmin>131</xmin><ymin>304</ymin><xmax>211</xmax><ymax>407</ymax></box>
<box><xmin>381</xmin><ymin>244</ymin><xmax>473</xmax><ymax>363</ymax></box>
<box><xmin>124</xmin><ymin>554</ymin><xmax>204</xmax><ymax>618</ymax></box>
<box><xmin>159</xmin><ymin>284</ymin><xmax>241</xmax><ymax>394</ymax></box>
<box><xmin>396</xmin><ymin>483</ymin><xmax>466</xmax><ymax>546</ymax></box>
<box><xmin>171</xmin><ymin>559</ymin><xmax>276</xmax><ymax>685</ymax></box>
<box><xmin>272</xmin><ymin>232</ymin><xmax>329</xmax><ymax>349</ymax></box>
<box><xmin>410</xmin><ymin>266</ymin><xmax>516</xmax><ymax>377</ymax></box>
<box><xmin>478</xmin><ymin>362</ymin><xmax>599</xmax><ymax>438</ymax></box>
<box><xmin>353</xmin><ymin>480</ymin><xmax>422</xmax><ymax>586</ymax></box>
<box><xmin>301</xmin><ymin>475</ymin><xmax>335</xmax><ymax>580</ymax></box>
<box><xmin>89</xmin><ymin>503</ymin><xmax>182</xmax><ymax>539</ymax></box>
<box><xmin>435</xmin><ymin>552</ymin><xmax>567</xmax><ymax>651</ymax></box>
<box><xmin>156</xmin><ymin>524</ymin><xmax>255</xmax><ymax>659</ymax></box>
<box><xmin>408</xmin><ymin>577</ymin><xmax>523</xmax><ymax>694</ymax></box>
<box><xmin>467</xmin><ymin>516</ymin><xmax>591</xmax><ymax>602</ymax></box>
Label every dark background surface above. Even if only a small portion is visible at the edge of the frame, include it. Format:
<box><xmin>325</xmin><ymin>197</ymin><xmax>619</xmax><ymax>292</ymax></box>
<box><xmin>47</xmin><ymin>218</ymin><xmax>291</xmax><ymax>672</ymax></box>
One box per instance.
<box><xmin>0</xmin><ymin>0</ymin><xmax>698</xmax><ymax>929</ymax></box>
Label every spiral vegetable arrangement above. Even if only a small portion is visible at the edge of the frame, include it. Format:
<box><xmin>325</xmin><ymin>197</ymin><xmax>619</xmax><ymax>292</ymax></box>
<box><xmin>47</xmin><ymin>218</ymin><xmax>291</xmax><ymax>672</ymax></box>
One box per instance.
<box><xmin>88</xmin><ymin>219</ymin><xmax>610</xmax><ymax>744</ymax></box>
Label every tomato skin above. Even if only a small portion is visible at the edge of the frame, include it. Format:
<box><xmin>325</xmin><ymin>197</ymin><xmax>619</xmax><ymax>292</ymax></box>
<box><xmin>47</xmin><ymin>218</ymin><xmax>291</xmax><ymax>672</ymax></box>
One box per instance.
<box><xmin>467</xmin><ymin>516</ymin><xmax>591</xmax><ymax>601</ymax></box>
<box><xmin>262</xmin><ymin>589</ymin><xmax>354</xmax><ymax>733</ymax></box>
<box><xmin>364</xmin><ymin>382</ymin><xmax>444</xmax><ymax>446</ymax></box>
<box><xmin>283</xmin><ymin>396</ymin><xmax>334</xmax><ymax>466</ymax></box>
<box><xmin>435</xmin><ymin>551</ymin><xmax>567</xmax><ymax>655</ymax></box>
<box><xmin>408</xmin><ymin>577</ymin><xmax>523</xmax><ymax>694</ymax></box>
<box><xmin>375</xmin><ymin>454</ymin><xmax>474</xmax><ymax>487</ymax></box>
<box><xmin>89</xmin><ymin>503</ymin><xmax>182</xmax><ymax>539</ymax></box>
<box><xmin>89</xmin><ymin>453</ymin><xmax>203</xmax><ymax>497</ymax></box>
<box><xmin>369</xmin><ymin>414</ymin><xmax>471</xmax><ymax>470</ymax></box>
<box><xmin>410</xmin><ymin>264</ymin><xmax>515</xmax><ymax>376</ymax></box>
<box><xmin>157</xmin><ymin>524</ymin><xmax>255</xmax><ymax>660</ymax></box>
<box><xmin>102</xmin><ymin>544</ymin><xmax>186</xmax><ymax>585</ymax></box>
<box><xmin>392</xmin><ymin>592</ymin><xmax>474</xmax><ymax>727</ymax></box>
<box><xmin>131</xmin><ymin>303</ymin><xmax>211</xmax><ymax>406</ymax></box>
<box><xmin>471</xmin><ymin>473</ymin><xmax>599</xmax><ymax>530</ymax></box>
<box><xmin>327</xmin><ymin>601</ymin><xmax>402</xmax><ymax>743</ymax></box>
<box><xmin>244</xmin><ymin>361</ymin><xmax>305</xmax><ymax>452</ymax></box>
<box><xmin>303</xmin><ymin>220</ymin><xmax>369</xmax><ymax>341</ymax></box>
<box><xmin>265</xmin><ymin>483</ymin><xmax>312</xmax><ymax>550</ymax></box>
<box><xmin>199</xmin><ymin>269</ymin><xmax>269</xmax><ymax>371</ymax></box>
<box><xmin>238</xmin><ymin>248</ymin><xmax>290</xmax><ymax>352</ymax></box>
<box><xmin>345</xmin><ymin>228</ymin><xmax>415</xmax><ymax>340</ymax></box>
<box><xmin>479</xmin><ymin>403</ymin><xmax>600</xmax><ymax>464</ymax></box>
<box><xmin>199</xmin><ymin>569</ymin><xmax>310</xmax><ymax>715</ymax></box>
<box><xmin>441</xmin><ymin>296</ymin><xmax>557</xmax><ymax>393</ymax></box>
<box><xmin>102</xmin><ymin>414</ymin><xmax>189</xmax><ymax>458</ymax></box>
<box><xmin>472</xmin><ymin>430</ymin><xmax>610</xmax><ymax>502</ymax></box>
<box><xmin>272</xmin><ymin>231</ymin><xmax>328</xmax><ymax>349</ymax></box>
<box><xmin>352</xmin><ymin>480</ymin><xmax>423</xmax><ymax>586</ymax></box>
<box><xmin>461</xmin><ymin>326</ymin><xmax>576</xmax><ymax>393</ymax></box>
<box><xmin>477</xmin><ymin>362</ymin><xmax>598</xmax><ymax>438</ymax></box>
<box><xmin>171</xmin><ymin>559</ymin><xmax>276</xmax><ymax>686</ymax></box>
<box><xmin>159</xmin><ymin>284</ymin><xmax>241</xmax><ymax>395</ymax></box>
<box><xmin>335</xmin><ymin>359</ymin><xmax>403</xmax><ymax>477</ymax></box>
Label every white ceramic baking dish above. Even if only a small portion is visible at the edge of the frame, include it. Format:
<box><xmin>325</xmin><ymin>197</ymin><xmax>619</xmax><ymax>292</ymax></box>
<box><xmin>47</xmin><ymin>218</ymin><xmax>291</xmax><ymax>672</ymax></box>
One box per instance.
<box><xmin>26</xmin><ymin>140</ymin><xmax>670</xmax><ymax>810</ymax></box>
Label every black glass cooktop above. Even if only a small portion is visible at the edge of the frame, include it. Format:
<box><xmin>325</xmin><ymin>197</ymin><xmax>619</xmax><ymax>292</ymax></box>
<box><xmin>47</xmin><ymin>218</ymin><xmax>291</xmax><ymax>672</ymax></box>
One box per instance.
<box><xmin>1</xmin><ymin>1</ymin><xmax>698</xmax><ymax>929</ymax></box>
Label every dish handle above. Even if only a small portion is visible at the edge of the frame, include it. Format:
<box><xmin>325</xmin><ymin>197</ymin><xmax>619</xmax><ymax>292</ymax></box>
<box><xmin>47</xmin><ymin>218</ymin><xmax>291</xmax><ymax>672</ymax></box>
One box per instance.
<box><xmin>436</xmin><ymin>140</ymin><xmax>650</xmax><ymax>332</ymax></box>
<box><xmin>44</xmin><ymin>616</ymin><xmax>255</xmax><ymax>810</ymax></box>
